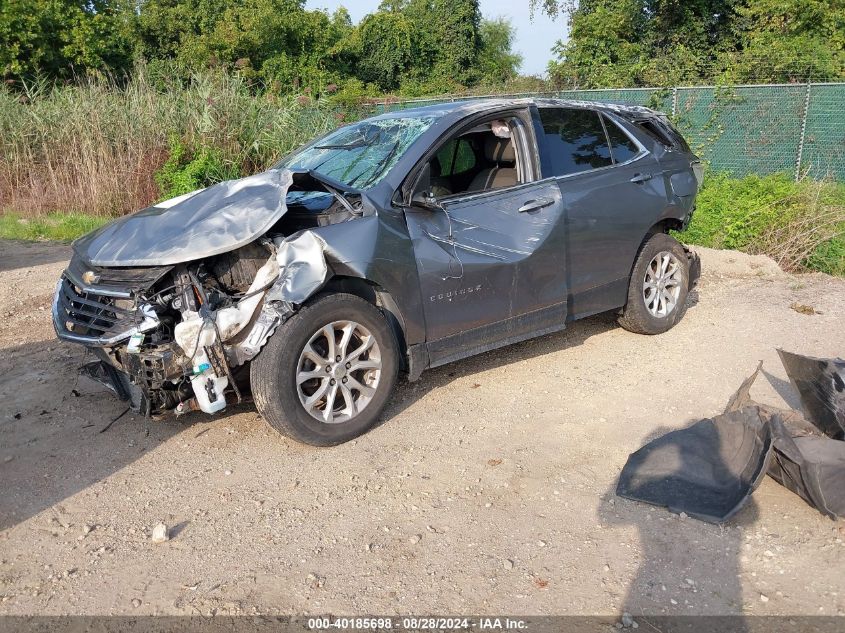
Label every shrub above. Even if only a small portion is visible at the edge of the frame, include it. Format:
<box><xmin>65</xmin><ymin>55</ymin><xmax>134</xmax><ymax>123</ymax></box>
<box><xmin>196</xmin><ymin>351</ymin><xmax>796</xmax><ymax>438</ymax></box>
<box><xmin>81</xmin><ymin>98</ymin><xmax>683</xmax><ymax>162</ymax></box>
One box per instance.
<box><xmin>154</xmin><ymin>136</ymin><xmax>239</xmax><ymax>200</ymax></box>
<box><xmin>681</xmin><ymin>173</ymin><xmax>845</xmax><ymax>274</ymax></box>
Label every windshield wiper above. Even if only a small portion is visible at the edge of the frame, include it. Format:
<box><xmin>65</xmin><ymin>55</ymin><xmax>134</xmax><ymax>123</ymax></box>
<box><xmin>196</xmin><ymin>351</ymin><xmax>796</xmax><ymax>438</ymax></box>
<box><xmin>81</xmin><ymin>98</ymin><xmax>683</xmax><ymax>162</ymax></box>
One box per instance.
<box><xmin>313</xmin><ymin>140</ymin><xmax>369</xmax><ymax>150</ymax></box>
<box><xmin>350</xmin><ymin>139</ymin><xmax>401</xmax><ymax>189</ymax></box>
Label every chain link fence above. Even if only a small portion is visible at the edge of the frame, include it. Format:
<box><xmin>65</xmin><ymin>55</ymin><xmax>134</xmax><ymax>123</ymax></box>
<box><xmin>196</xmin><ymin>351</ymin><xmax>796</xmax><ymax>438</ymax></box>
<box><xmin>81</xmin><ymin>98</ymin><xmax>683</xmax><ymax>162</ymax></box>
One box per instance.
<box><xmin>373</xmin><ymin>83</ymin><xmax>845</xmax><ymax>181</ymax></box>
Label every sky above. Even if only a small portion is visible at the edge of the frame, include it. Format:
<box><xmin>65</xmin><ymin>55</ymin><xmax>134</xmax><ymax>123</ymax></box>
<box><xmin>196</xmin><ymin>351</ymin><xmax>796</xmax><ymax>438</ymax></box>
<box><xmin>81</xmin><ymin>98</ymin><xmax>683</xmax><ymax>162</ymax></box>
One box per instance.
<box><xmin>305</xmin><ymin>0</ymin><xmax>568</xmax><ymax>77</ymax></box>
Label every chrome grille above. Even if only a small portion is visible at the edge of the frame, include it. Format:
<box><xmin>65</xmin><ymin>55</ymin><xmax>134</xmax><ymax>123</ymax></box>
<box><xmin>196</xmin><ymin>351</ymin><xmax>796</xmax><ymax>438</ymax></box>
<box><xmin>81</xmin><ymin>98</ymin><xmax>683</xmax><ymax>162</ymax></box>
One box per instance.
<box><xmin>56</xmin><ymin>277</ymin><xmax>138</xmax><ymax>337</ymax></box>
<box><xmin>66</xmin><ymin>257</ymin><xmax>173</xmax><ymax>291</ymax></box>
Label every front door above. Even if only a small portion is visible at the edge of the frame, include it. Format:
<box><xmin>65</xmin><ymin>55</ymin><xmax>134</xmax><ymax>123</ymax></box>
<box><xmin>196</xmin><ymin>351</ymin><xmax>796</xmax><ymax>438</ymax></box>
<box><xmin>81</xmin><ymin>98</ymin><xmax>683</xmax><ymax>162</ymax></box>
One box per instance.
<box><xmin>404</xmin><ymin>181</ymin><xmax>567</xmax><ymax>367</ymax></box>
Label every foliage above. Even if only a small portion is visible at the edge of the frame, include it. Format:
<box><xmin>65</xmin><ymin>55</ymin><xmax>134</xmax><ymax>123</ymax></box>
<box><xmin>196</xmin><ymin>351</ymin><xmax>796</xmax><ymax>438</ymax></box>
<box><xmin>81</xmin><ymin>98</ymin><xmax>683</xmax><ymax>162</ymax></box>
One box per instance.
<box><xmin>478</xmin><ymin>18</ymin><xmax>524</xmax><ymax>85</ymax></box>
<box><xmin>535</xmin><ymin>0</ymin><xmax>845</xmax><ymax>88</ymax></box>
<box><xmin>154</xmin><ymin>136</ymin><xmax>239</xmax><ymax>200</ymax></box>
<box><xmin>680</xmin><ymin>173</ymin><xmax>845</xmax><ymax>275</ymax></box>
<box><xmin>725</xmin><ymin>0</ymin><xmax>845</xmax><ymax>84</ymax></box>
<box><xmin>1</xmin><ymin>0</ymin><xmax>520</xmax><ymax>97</ymax></box>
<box><xmin>0</xmin><ymin>0</ymin><xmax>137</xmax><ymax>81</ymax></box>
<box><xmin>354</xmin><ymin>12</ymin><xmax>414</xmax><ymax>91</ymax></box>
<box><xmin>0</xmin><ymin>66</ymin><xmax>340</xmax><ymax>216</ymax></box>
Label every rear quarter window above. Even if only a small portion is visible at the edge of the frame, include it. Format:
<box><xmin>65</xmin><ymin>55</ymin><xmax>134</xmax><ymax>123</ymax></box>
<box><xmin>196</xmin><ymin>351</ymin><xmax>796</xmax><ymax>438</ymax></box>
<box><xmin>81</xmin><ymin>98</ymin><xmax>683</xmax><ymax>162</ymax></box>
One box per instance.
<box><xmin>602</xmin><ymin>115</ymin><xmax>641</xmax><ymax>163</ymax></box>
<box><xmin>637</xmin><ymin>117</ymin><xmax>691</xmax><ymax>153</ymax></box>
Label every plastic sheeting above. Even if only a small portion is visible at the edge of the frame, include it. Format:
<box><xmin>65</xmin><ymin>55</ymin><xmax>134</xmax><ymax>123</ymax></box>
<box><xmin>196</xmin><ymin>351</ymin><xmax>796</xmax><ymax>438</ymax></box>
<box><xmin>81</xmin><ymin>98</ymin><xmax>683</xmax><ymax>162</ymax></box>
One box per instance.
<box><xmin>618</xmin><ymin>350</ymin><xmax>845</xmax><ymax>523</ymax></box>
<box><xmin>777</xmin><ymin>349</ymin><xmax>845</xmax><ymax>440</ymax></box>
<box><xmin>616</xmin><ymin>407</ymin><xmax>774</xmax><ymax>523</ymax></box>
<box><xmin>73</xmin><ymin>170</ymin><xmax>294</xmax><ymax>267</ymax></box>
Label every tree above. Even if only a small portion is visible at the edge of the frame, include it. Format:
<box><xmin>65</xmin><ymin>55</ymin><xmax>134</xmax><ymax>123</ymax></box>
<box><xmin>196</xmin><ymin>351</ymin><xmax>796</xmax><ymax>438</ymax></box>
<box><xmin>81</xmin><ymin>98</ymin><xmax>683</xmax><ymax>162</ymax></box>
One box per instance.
<box><xmin>547</xmin><ymin>0</ymin><xmax>647</xmax><ymax>88</ymax></box>
<box><xmin>544</xmin><ymin>0</ymin><xmax>744</xmax><ymax>87</ymax></box>
<box><xmin>431</xmin><ymin>0</ymin><xmax>482</xmax><ymax>84</ymax></box>
<box><xmin>136</xmin><ymin>0</ymin><xmax>350</xmax><ymax>90</ymax></box>
<box><xmin>727</xmin><ymin>0</ymin><xmax>845</xmax><ymax>82</ymax></box>
<box><xmin>536</xmin><ymin>0</ymin><xmax>845</xmax><ymax>87</ymax></box>
<box><xmin>478</xmin><ymin>18</ymin><xmax>523</xmax><ymax>83</ymax></box>
<box><xmin>0</xmin><ymin>0</ymin><xmax>137</xmax><ymax>82</ymax></box>
<box><xmin>355</xmin><ymin>11</ymin><xmax>414</xmax><ymax>91</ymax></box>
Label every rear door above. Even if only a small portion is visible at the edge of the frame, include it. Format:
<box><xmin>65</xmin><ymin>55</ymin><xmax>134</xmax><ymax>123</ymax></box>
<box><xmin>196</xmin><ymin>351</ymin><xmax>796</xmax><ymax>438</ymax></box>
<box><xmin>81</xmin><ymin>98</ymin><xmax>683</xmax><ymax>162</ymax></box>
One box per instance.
<box><xmin>534</xmin><ymin>107</ymin><xmax>669</xmax><ymax>317</ymax></box>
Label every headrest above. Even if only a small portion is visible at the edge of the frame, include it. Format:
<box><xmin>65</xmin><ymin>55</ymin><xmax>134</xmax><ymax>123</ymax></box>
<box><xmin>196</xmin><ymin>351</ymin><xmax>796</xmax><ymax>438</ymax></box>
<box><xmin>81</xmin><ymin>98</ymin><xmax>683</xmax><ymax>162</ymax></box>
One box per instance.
<box><xmin>485</xmin><ymin>137</ymin><xmax>515</xmax><ymax>163</ymax></box>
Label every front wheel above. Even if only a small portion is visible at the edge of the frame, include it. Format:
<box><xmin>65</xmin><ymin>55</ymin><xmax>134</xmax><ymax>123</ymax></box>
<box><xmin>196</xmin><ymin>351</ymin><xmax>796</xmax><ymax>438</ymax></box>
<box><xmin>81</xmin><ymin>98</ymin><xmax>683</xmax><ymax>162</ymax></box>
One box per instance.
<box><xmin>618</xmin><ymin>233</ymin><xmax>690</xmax><ymax>335</ymax></box>
<box><xmin>250</xmin><ymin>293</ymin><xmax>399</xmax><ymax>446</ymax></box>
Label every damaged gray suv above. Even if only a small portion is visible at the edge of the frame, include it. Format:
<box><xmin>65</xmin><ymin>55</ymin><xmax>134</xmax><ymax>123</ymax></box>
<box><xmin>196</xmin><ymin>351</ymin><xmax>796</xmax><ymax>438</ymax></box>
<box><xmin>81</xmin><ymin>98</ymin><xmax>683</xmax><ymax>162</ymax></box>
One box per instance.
<box><xmin>53</xmin><ymin>99</ymin><xmax>702</xmax><ymax>445</ymax></box>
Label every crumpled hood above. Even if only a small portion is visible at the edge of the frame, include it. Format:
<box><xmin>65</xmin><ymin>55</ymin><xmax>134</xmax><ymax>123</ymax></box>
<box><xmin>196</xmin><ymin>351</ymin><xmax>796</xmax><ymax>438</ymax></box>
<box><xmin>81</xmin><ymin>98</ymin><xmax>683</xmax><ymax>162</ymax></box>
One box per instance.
<box><xmin>73</xmin><ymin>169</ymin><xmax>294</xmax><ymax>267</ymax></box>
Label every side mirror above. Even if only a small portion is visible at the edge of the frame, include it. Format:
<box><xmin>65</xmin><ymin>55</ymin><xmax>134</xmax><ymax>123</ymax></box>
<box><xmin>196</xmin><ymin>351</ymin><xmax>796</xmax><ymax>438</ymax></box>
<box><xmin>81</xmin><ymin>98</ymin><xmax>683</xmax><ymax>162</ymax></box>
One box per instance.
<box><xmin>409</xmin><ymin>162</ymin><xmax>437</xmax><ymax>208</ymax></box>
<box><xmin>411</xmin><ymin>188</ymin><xmax>438</xmax><ymax>209</ymax></box>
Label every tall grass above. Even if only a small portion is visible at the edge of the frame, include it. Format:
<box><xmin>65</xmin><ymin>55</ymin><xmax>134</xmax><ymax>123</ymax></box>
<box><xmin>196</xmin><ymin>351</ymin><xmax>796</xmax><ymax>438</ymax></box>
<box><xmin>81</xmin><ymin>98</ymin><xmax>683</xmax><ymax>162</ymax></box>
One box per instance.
<box><xmin>0</xmin><ymin>67</ymin><xmax>341</xmax><ymax>217</ymax></box>
<box><xmin>682</xmin><ymin>173</ymin><xmax>845</xmax><ymax>276</ymax></box>
<box><xmin>1</xmin><ymin>71</ymin><xmax>842</xmax><ymax>276</ymax></box>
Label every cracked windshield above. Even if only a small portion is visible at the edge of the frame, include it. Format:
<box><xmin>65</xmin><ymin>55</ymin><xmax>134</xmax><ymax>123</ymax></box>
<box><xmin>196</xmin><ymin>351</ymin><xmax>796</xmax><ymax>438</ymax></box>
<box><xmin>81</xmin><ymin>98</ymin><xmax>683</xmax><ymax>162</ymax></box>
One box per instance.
<box><xmin>278</xmin><ymin>117</ymin><xmax>435</xmax><ymax>189</ymax></box>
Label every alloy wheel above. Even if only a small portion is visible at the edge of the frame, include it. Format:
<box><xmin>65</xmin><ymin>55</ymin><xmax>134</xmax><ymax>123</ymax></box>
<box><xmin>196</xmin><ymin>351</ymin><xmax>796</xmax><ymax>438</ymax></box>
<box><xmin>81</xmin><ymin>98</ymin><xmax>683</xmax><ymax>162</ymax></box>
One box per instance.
<box><xmin>296</xmin><ymin>320</ymin><xmax>382</xmax><ymax>424</ymax></box>
<box><xmin>643</xmin><ymin>251</ymin><xmax>683</xmax><ymax>318</ymax></box>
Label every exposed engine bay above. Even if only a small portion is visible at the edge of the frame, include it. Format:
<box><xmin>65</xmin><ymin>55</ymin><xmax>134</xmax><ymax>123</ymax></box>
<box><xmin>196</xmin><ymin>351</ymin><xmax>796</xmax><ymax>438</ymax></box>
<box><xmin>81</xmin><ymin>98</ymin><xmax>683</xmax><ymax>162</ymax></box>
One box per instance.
<box><xmin>54</xmin><ymin>170</ymin><xmax>366</xmax><ymax>417</ymax></box>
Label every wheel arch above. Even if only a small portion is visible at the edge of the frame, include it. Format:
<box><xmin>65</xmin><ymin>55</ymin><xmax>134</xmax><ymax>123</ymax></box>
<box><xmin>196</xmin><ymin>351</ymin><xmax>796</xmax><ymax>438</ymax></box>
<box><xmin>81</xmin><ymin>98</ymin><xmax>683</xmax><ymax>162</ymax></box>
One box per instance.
<box><xmin>317</xmin><ymin>275</ymin><xmax>410</xmax><ymax>372</ymax></box>
<box><xmin>647</xmin><ymin>217</ymin><xmax>685</xmax><ymax>236</ymax></box>
<box><xmin>622</xmin><ymin>219</ymin><xmax>687</xmax><ymax>306</ymax></box>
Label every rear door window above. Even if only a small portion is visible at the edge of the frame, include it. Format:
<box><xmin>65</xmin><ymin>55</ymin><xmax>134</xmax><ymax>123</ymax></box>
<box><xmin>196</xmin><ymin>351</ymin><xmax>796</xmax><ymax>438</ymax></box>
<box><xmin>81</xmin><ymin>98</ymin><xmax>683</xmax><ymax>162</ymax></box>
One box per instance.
<box><xmin>602</xmin><ymin>115</ymin><xmax>641</xmax><ymax>163</ymax></box>
<box><xmin>436</xmin><ymin>138</ymin><xmax>476</xmax><ymax>176</ymax></box>
<box><xmin>538</xmin><ymin>108</ymin><xmax>613</xmax><ymax>177</ymax></box>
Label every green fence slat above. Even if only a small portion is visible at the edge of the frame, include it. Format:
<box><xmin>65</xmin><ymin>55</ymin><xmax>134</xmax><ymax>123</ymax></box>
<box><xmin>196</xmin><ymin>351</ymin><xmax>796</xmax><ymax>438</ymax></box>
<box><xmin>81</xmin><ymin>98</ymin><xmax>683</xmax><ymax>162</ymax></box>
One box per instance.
<box><xmin>673</xmin><ymin>85</ymin><xmax>807</xmax><ymax>176</ymax></box>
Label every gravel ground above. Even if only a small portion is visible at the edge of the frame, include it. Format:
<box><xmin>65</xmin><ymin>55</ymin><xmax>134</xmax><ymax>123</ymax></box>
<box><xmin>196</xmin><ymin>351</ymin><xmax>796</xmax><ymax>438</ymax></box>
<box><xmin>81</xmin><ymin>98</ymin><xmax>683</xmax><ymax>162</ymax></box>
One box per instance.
<box><xmin>0</xmin><ymin>238</ymin><xmax>844</xmax><ymax>618</ymax></box>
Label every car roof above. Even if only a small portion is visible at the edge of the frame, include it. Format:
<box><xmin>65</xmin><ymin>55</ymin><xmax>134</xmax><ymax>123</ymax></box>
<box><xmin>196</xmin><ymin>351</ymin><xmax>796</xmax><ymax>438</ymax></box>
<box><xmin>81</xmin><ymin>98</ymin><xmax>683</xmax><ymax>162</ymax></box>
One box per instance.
<box><xmin>370</xmin><ymin>97</ymin><xmax>660</xmax><ymax>122</ymax></box>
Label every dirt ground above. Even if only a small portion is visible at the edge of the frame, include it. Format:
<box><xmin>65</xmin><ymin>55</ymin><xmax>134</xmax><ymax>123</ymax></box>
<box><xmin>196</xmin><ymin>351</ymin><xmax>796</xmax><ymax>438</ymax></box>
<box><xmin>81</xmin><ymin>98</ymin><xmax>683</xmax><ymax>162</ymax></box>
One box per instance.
<box><xmin>0</xmin><ymin>238</ymin><xmax>844</xmax><ymax>619</ymax></box>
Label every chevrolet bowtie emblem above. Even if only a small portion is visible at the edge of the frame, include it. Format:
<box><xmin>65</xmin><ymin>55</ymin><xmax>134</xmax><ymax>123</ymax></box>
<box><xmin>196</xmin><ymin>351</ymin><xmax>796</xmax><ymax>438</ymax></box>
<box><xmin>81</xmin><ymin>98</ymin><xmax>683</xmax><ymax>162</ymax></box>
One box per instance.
<box><xmin>81</xmin><ymin>270</ymin><xmax>100</xmax><ymax>285</ymax></box>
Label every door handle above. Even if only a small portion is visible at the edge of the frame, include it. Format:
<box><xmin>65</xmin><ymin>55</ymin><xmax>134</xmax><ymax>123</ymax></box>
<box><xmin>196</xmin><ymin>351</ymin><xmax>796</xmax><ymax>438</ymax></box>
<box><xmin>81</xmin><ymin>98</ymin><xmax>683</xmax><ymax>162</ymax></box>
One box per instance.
<box><xmin>518</xmin><ymin>197</ymin><xmax>555</xmax><ymax>213</ymax></box>
<box><xmin>630</xmin><ymin>172</ymin><xmax>654</xmax><ymax>184</ymax></box>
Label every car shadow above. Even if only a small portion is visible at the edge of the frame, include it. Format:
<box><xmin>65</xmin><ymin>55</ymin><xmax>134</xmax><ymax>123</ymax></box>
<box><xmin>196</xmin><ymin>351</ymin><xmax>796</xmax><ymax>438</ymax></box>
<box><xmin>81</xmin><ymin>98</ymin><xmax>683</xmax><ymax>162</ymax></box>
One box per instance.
<box><xmin>0</xmin><ymin>339</ymin><xmax>249</xmax><ymax>532</ymax></box>
<box><xmin>382</xmin><ymin>309</ymin><xmax>622</xmax><ymax>423</ymax></box>
<box><xmin>382</xmin><ymin>289</ymin><xmax>699</xmax><ymax>424</ymax></box>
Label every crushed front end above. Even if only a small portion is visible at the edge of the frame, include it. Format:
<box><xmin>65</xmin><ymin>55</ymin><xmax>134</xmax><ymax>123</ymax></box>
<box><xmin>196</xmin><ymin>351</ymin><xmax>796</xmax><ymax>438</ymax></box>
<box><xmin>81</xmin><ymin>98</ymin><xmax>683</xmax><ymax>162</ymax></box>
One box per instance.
<box><xmin>53</xmin><ymin>255</ymin><xmax>248</xmax><ymax>416</ymax></box>
<box><xmin>52</xmin><ymin>168</ymin><xmax>372</xmax><ymax>418</ymax></box>
<box><xmin>53</xmin><ymin>256</ymin><xmax>186</xmax><ymax>414</ymax></box>
<box><xmin>53</xmin><ymin>233</ymin><xmax>330</xmax><ymax>418</ymax></box>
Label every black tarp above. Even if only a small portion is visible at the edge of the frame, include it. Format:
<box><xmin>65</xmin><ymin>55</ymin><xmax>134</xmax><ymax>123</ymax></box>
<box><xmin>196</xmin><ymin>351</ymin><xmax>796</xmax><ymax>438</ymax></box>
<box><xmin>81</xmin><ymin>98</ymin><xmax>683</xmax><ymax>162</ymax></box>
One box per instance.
<box><xmin>777</xmin><ymin>349</ymin><xmax>845</xmax><ymax>440</ymax></box>
<box><xmin>617</xmin><ymin>350</ymin><xmax>845</xmax><ymax>523</ymax></box>
<box><xmin>616</xmin><ymin>407</ymin><xmax>774</xmax><ymax>523</ymax></box>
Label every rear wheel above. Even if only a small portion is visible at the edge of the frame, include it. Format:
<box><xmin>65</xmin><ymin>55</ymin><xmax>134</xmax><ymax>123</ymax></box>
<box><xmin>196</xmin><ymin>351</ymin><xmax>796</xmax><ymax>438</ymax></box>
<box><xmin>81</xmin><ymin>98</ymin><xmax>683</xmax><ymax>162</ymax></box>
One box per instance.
<box><xmin>250</xmin><ymin>293</ymin><xmax>399</xmax><ymax>446</ymax></box>
<box><xmin>618</xmin><ymin>233</ymin><xmax>690</xmax><ymax>335</ymax></box>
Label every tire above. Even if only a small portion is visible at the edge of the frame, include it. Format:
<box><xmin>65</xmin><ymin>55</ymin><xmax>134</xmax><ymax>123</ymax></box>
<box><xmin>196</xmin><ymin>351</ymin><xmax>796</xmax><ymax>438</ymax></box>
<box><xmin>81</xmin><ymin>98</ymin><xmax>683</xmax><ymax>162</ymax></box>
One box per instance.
<box><xmin>618</xmin><ymin>233</ymin><xmax>690</xmax><ymax>335</ymax></box>
<box><xmin>250</xmin><ymin>293</ymin><xmax>399</xmax><ymax>446</ymax></box>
